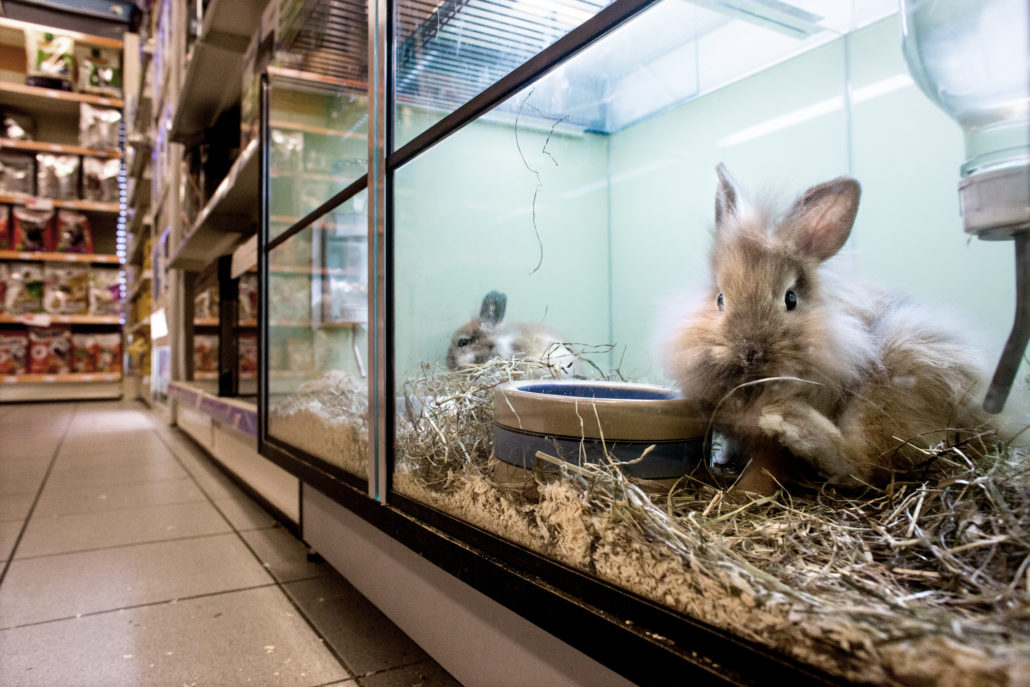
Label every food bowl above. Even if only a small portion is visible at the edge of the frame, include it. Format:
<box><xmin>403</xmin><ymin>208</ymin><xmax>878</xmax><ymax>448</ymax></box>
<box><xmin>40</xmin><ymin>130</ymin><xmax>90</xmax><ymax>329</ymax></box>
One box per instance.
<box><xmin>493</xmin><ymin>380</ymin><xmax>707</xmax><ymax>479</ymax></box>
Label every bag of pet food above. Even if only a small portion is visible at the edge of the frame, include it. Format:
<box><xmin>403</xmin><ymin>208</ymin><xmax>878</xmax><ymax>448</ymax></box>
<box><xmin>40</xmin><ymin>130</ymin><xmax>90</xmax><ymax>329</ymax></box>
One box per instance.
<box><xmin>44</xmin><ymin>263</ymin><xmax>89</xmax><ymax>314</ymax></box>
<box><xmin>71</xmin><ymin>332</ymin><xmax>121</xmax><ymax>373</ymax></box>
<box><xmin>79</xmin><ymin>103</ymin><xmax>122</xmax><ymax>151</ymax></box>
<box><xmin>55</xmin><ymin>210</ymin><xmax>93</xmax><ymax>253</ymax></box>
<box><xmin>75</xmin><ymin>44</ymin><xmax>122</xmax><ymax>98</ymax></box>
<box><xmin>5</xmin><ymin>262</ymin><xmax>43</xmax><ymax>313</ymax></box>
<box><xmin>36</xmin><ymin>153</ymin><xmax>79</xmax><ymax>200</ymax></box>
<box><xmin>0</xmin><ymin>152</ymin><xmax>35</xmax><ymax>195</ymax></box>
<box><xmin>27</xmin><ymin>325</ymin><xmax>71</xmax><ymax>373</ymax></box>
<box><xmin>193</xmin><ymin>334</ymin><xmax>218</xmax><ymax>373</ymax></box>
<box><xmin>0</xmin><ymin>205</ymin><xmax>10</xmax><ymax>249</ymax></box>
<box><xmin>12</xmin><ymin>207</ymin><xmax>53</xmax><ymax>251</ymax></box>
<box><xmin>82</xmin><ymin>157</ymin><xmax>120</xmax><ymax>203</ymax></box>
<box><xmin>89</xmin><ymin>268</ymin><xmax>122</xmax><ymax>316</ymax></box>
<box><xmin>25</xmin><ymin>30</ymin><xmax>74</xmax><ymax>91</ymax></box>
<box><xmin>239</xmin><ymin>332</ymin><xmax>257</xmax><ymax>374</ymax></box>
<box><xmin>0</xmin><ymin>330</ymin><xmax>28</xmax><ymax>374</ymax></box>
<box><xmin>1</xmin><ymin>110</ymin><xmax>35</xmax><ymax>140</ymax></box>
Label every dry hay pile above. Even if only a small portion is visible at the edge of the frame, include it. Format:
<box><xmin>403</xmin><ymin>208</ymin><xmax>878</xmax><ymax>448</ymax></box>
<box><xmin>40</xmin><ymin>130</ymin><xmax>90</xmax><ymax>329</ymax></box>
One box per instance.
<box><xmin>394</xmin><ymin>360</ymin><xmax>1030</xmax><ymax>686</ymax></box>
<box><xmin>267</xmin><ymin>370</ymin><xmax>369</xmax><ymax>477</ymax></box>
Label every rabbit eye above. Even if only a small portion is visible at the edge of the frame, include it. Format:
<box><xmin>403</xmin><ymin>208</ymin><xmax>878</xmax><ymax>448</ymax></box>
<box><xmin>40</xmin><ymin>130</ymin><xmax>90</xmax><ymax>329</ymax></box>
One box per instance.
<box><xmin>717</xmin><ymin>292</ymin><xmax>724</xmax><ymax>312</ymax></box>
<box><xmin>457</xmin><ymin>337</ymin><xmax>471</xmax><ymax>348</ymax></box>
<box><xmin>785</xmin><ymin>289</ymin><xmax>798</xmax><ymax>311</ymax></box>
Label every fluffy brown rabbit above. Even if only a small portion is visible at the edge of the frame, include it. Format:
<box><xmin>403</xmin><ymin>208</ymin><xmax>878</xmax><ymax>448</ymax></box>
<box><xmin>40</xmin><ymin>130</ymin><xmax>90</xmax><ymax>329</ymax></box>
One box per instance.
<box><xmin>446</xmin><ymin>290</ymin><xmax>582</xmax><ymax>377</ymax></box>
<box><xmin>664</xmin><ymin>165</ymin><xmax>996</xmax><ymax>492</ymax></box>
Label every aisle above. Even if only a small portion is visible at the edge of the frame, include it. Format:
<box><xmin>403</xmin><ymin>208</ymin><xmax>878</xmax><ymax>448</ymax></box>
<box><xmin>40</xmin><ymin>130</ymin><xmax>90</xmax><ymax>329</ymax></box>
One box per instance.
<box><xmin>0</xmin><ymin>400</ymin><xmax>459</xmax><ymax>687</ymax></box>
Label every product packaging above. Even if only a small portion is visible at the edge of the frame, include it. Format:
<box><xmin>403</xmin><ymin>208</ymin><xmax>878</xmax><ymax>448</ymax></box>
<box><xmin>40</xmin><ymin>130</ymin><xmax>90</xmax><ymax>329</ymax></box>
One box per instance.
<box><xmin>36</xmin><ymin>153</ymin><xmax>80</xmax><ymax>200</ymax></box>
<box><xmin>193</xmin><ymin>334</ymin><xmax>218</xmax><ymax>373</ymax></box>
<box><xmin>4</xmin><ymin>262</ymin><xmax>43</xmax><ymax>313</ymax></box>
<box><xmin>12</xmin><ymin>207</ymin><xmax>53</xmax><ymax>251</ymax></box>
<box><xmin>0</xmin><ymin>152</ymin><xmax>35</xmax><ymax>195</ymax></box>
<box><xmin>238</xmin><ymin>272</ymin><xmax>258</xmax><ymax>322</ymax></box>
<box><xmin>27</xmin><ymin>325</ymin><xmax>72</xmax><ymax>373</ymax></box>
<box><xmin>71</xmin><ymin>332</ymin><xmax>121</xmax><ymax>373</ymax></box>
<box><xmin>239</xmin><ymin>332</ymin><xmax>258</xmax><ymax>375</ymax></box>
<box><xmin>0</xmin><ymin>330</ymin><xmax>28</xmax><ymax>374</ymax></box>
<box><xmin>79</xmin><ymin>103</ymin><xmax>122</xmax><ymax>150</ymax></box>
<box><xmin>1</xmin><ymin>110</ymin><xmax>35</xmax><ymax>140</ymax></box>
<box><xmin>55</xmin><ymin>210</ymin><xmax>93</xmax><ymax>253</ymax></box>
<box><xmin>43</xmin><ymin>264</ymin><xmax>90</xmax><ymax>314</ymax></box>
<box><xmin>75</xmin><ymin>44</ymin><xmax>122</xmax><ymax>98</ymax></box>
<box><xmin>0</xmin><ymin>205</ymin><xmax>10</xmax><ymax>249</ymax></box>
<box><xmin>89</xmin><ymin>268</ymin><xmax>122</xmax><ymax>316</ymax></box>
<box><xmin>25</xmin><ymin>30</ymin><xmax>74</xmax><ymax>91</ymax></box>
<box><xmin>82</xmin><ymin>157</ymin><xmax>120</xmax><ymax>203</ymax></box>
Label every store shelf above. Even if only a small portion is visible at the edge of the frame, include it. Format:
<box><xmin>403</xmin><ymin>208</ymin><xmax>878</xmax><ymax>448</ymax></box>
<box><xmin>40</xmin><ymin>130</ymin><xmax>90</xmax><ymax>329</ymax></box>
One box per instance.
<box><xmin>169</xmin><ymin>138</ymin><xmax>259</xmax><ymax>270</ymax></box>
<box><xmin>127</xmin><ymin>218</ymin><xmax>151</xmax><ymax>266</ymax></box>
<box><xmin>270</xmin><ymin>320</ymin><xmax>361</xmax><ymax>328</ymax></box>
<box><xmin>1</xmin><ymin>372</ymin><xmax>121</xmax><ymax>383</ymax></box>
<box><xmin>0</xmin><ymin>194</ymin><xmax>120</xmax><ymax>214</ymax></box>
<box><xmin>0</xmin><ymin>250</ymin><xmax>121</xmax><ymax>264</ymax></box>
<box><xmin>0</xmin><ymin>81</ymin><xmax>123</xmax><ymax>116</ymax></box>
<box><xmin>0</xmin><ymin>16</ymin><xmax>122</xmax><ymax>49</ymax></box>
<box><xmin>194</xmin><ymin>318</ymin><xmax>258</xmax><ymax>328</ymax></box>
<box><xmin>129</xmin><ymin>274</ymin><xmax>152</xmax><ymax>301</ymax></box>
<box><xmin>0</xmin><ymin>137</ymin><xmax>121</xmax><ymax>159</ymax></box>
<box><xmin>128</xmin><ymin>316</ymin><xmax>150</xmax><ymax>335</ymax></box>
<box><xmin>0</xmin><ymin>313</ymin><xmax>121</xmax><ymax>325</ymax></box>
<box><xmin>170</xmin><ymin>0</ymin><xmax>266</xmax><ymax>143</ymax></box>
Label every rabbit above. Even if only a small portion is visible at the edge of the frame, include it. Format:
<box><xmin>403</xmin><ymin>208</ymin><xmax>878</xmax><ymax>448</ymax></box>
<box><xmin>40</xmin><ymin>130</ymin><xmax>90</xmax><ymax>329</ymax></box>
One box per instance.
<box><xmin>663</xmin><ymin>165</ymin><xmax>1001</xmax><ymax>492</ymax></box>
<box><xmin>446</xmin><ymin>290</ymin><xmax>583</xmax><ymax>377</ymax></box>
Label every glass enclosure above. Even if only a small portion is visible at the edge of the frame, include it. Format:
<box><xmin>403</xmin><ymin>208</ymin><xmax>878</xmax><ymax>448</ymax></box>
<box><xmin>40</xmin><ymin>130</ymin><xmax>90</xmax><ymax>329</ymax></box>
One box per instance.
<box><xmin>263</xmin><ymin>69</ymin><xmax>371</xmax><ymax>484</ymax></box>
<box><xmin>260</xmin><ymin>0</ymin><xmax>1030</xmax><ymax>683</ymax></box>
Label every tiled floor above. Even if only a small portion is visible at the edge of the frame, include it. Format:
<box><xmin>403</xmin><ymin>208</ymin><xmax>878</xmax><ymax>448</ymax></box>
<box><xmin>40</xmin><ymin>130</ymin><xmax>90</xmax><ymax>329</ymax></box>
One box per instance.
<box><xmin>0</xmin><ymin>400</ymin><xmax>461</xmax><ymax>687</ymax></box>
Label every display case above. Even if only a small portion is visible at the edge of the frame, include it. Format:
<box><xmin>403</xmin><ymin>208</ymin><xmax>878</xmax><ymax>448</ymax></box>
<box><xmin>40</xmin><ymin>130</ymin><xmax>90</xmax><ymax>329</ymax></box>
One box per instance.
<box><xmin>258</xmin><ymin>1</ymin><xmax>1030</xmax><ymax>684</ymax></box>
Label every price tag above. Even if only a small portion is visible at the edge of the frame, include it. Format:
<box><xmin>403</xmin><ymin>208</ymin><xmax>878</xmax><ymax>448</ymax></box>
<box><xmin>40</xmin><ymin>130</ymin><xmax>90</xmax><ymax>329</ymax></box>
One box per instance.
<box><xmin>19</xmin><ymin>314</ymin><xmax>52</xmax><ymax>327</ymax></box>
<box><xmin>42</xmin><ymin>375</ymin><xmax>57</xmax><ymax>382</ymax></box>
<box><xmin>25</xmin><ymin>197</ymin><xmax>54</xmax><ymax>211</ymax></box>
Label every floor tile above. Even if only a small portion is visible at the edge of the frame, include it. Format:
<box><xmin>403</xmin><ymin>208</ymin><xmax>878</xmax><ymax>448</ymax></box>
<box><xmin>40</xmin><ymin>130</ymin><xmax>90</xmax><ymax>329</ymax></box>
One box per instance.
<box><xmin>0</xmin><ymin>533</ymin><xmax>272</xmax><ymax>628</ymax></box>
<box><xmin>0</xmin><ymin>460</ymin><xmax>50</xmax><ymax>497</ymax></box>
<box><xmin>241</xmin><ymin>527</ymin><xmax>331</xmax><ymax>584</ymax></box>
<box><xmin>0</xmin><ymin>586</ymin><xmax>352</xmax><ymax>687</ymax></box>
<box><xmin>282</xmin><ymin>573</ymin><xmax>432</xmax><ymax>676</ymax></box>
<box><xmin>14</xmin><ymin>501</ymin><xmax>232</xmax><ymax>559</ymax></box>
<box><xmin>0</xmin><ymin>492</ymin><xmax>36</xmax><ymax>522</ymax></box>
<box><xmin>31</xmin><ymin>478</ymin><xmax>205</xmax><ymax>518</ymax></box>
<box><xmin>360</xmin><ymin>661</ymin><xmax>461</xmax><ymax>687</ymax></box>
<box><xmin>44</xmin><ymin>454</ymin><xmax>187</xmax><ymax>489</ymax></box>
<box><xmin>0</xmin><ymin>520</ymin><xmax>23</xmax><ymax>564</ymax></box>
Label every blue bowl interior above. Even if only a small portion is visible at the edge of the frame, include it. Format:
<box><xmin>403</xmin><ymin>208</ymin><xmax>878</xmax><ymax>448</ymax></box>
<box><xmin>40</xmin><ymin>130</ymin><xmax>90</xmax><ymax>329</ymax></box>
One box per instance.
<box><xmin>517</xmin><ymin>383</ymin><xmax>676</xmax><ymax>401</ymax></box>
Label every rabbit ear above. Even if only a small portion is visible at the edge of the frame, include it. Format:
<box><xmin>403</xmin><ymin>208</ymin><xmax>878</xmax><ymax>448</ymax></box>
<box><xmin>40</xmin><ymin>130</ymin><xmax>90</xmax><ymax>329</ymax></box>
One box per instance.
<box><xmin>714</xmin><ymin>163</ymin><xmax>739</xmax><ymax>229</ymax></box>
<box><xmin>480</xmin><ymin>291</ymin><xmax>507</xmax><ymax>326</ymax></box>
<box><xmin>780</xmin><ymin>177</ymin><xmax>860</xmax><ymax>261</ymax></box>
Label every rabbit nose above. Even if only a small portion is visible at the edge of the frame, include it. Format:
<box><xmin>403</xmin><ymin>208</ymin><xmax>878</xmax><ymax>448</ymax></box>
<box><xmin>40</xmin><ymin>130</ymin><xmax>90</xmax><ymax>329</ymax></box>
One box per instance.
<box><xmin>742</xmin><ymin>343</ymin><xmax>762</xmax><ymax>366</ymax></box>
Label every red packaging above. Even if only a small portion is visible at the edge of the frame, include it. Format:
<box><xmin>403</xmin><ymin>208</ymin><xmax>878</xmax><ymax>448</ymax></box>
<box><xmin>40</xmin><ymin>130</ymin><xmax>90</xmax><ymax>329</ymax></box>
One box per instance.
<box><xmin>28</xmin><ymin>325</ymin><xmax>71</xmax><ymax>373</ymax></box>
<box><xmin>0</xmin><ymin>205</ymin><xmax>11</xmax><ymax>249</ymax></box>
<box><xmin>13</xmin><ymin>207</ymin><xmax>53</xmax><ymax>252</ymax></box>
<box><xmin>239</xmin><ymin>332</ymin><xmax>257</xmax><ymax>375</ymax></box>
<box><xmin>0</xmin><ymin>330</ymin><xmax>28</xmax><ymax>374</ymax></box>
<box><xmin>194</xmin><ymin>334</ymin><xmax>218</xmax><ymax>373</ymax></box>
<box><xmin>71</xmin><ymin>332</ymin><xmax>121</xmax><ymax>373</ymax></box>
<box><xmin>55</xmin><ymin>210</ymin><xmax>93</xmax><ymax>253</ymax></box>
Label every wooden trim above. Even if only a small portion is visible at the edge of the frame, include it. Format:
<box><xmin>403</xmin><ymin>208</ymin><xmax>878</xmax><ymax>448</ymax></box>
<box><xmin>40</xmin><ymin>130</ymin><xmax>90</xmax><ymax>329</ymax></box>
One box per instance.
<box><xmin>0</xmin><ymin>16</ymin><xmax>123</xmax><ymax>49</ymax></box>
<box><xmin>0</xmin><ymin>81</ymin><xmax>123</xmax><ymax>109</ymax></box>
<box><xmin>0</xmin><ymin>250</ymin><xmax>121</xmax><ymax>264</ymax></box>
<box><xmin>0</xmin><ymin>372</ymin><xmax>122</xmax><ymax>383</ymax></box>
<box><xmin>0</xmin><ymin>137</ymin><xmax>122</xmax><ymax>159</ymax></box>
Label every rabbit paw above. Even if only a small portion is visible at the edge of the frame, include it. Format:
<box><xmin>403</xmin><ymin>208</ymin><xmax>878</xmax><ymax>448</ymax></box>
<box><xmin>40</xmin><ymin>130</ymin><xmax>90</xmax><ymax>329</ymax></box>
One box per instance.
<box><xmin>758</xmin><ymin>403</ymin><xmax>853</xmax><ymax>483</ymax></box>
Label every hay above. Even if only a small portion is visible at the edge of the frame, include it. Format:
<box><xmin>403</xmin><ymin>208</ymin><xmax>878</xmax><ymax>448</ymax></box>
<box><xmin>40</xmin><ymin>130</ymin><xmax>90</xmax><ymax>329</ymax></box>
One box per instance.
<box><xmin>285</xmin><ymin>361</ymin><xmax>1030</xmax><ymax>685</ymax></box>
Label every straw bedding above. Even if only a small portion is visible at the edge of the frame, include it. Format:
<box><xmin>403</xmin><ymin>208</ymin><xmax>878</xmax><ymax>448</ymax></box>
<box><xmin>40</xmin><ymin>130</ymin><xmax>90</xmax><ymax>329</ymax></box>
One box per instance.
<box><xmin>275</xmin><ymin>361</ymin><xmax>1030</xmax><ymax>685</ymax></box>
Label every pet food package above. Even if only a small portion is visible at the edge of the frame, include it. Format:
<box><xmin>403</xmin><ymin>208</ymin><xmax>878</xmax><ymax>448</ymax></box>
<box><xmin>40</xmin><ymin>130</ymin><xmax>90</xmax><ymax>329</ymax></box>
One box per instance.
<box><xmin>5</xmin><ymin>262</ymin><xmax>43</xmax><ymax>313</ymax></box>
<box><xmin>82</xmin><ymin>157</ymin><xmax>120</xmax><ymax>203</ymax></box>
<box><xmin>75</xmin><ymin>44</ymin><xmax>122</xmax><ymax>98</ymax></box>
<box><xmin>55</xmin><ymin>210</ymin><xmax>93</xmax><ymax>253</ymax></box>
<box><xmin>239</xmin><ymin>272</ymin><xmax>258</xmax><ymax>322</ymax></box>
<box><xmin>79</xmin><ymin>104</ymin><xmax>122</xmax><ymax>151</ymax></box>
<box><xmin>71</xmin><ymin>332</ymin><xmax>121</xmax><ymax>373</ymax></box>
<box><xmin>239</xmin><ymin>332</ymin><xmax>258</xmax><ymax>375</ymax></box>
<box><xmin>0</xmin><ymin>205</ymin><xmax>10</xmax><ymax>249</ymax></box>
<box><xmin>28</xmin><ymin>325</ymin><xmax>71</xmax><ymax>373</ymax></box>
<box><xmin>193</xmin><ymin>286</ymin><xmax>218</xmax><ymax>320</ymax></box>
<box><xmin>0</xmin><ymin>152</ymin><xmax>35</xmax><ymax>195</ymax></box>
<box><xmin>0</xmin><ymin>262</ymin><xmax>6</xmax><ymax>312</ymax></box>
<box><xmin>25</xmin><ymin>30</ymin><xmax>74</xmax><ymax>91</ymax></box>
<box><xmin>89</xmin><ymin>268</ymin><xmax>122</xmax><ymax>316</ymax></box>
<box><xmin>13</xmin><ymin>207</ymin><xmax>53</xmax><ymax>251</ymax></box>
<box><xmin>44</xmin><ymin>264</ymin><xmax>89</xmax><ymax>315</ymax></box>
<box><xmin>36</xmin><ymin>153</ymin><xmax>80</xmax><ymax>200</ymax></box>
<box><xmin>194</xmin><ymin>334</ymin><xmax>218</xmax><ymax>373</ymax></box>
<box><xmin>2</xmin><ymin>110</ymin><xmax>35</xmax><ymax>140</ymax></box>
<box><xmin>0</xmin><ymin>330</ymin><xmax>28</xmax><ymax>374</ymax></box>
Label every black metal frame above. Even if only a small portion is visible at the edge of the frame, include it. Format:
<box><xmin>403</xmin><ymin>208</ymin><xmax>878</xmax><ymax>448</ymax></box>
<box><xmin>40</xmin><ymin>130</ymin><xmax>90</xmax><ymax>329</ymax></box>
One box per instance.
<box><xmin>256</xmin><ymin>1</ymin><xmax>854</xmax><ymax>683</ymax></box>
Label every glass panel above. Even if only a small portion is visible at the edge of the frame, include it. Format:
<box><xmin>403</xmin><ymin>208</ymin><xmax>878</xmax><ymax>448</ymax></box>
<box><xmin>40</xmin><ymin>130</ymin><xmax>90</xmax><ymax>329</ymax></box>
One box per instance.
<box><xmin>266</xmin><ymin>191</ymin><xmax>370</xmax><ymax>481</ymax></box>
<box><xmin>393</xmin><ymin>0</ymin><xmax>616</xmax><ymax>148</ymax></box>
<box><xmin>268</xmin><ymin>73</ymin><xmax>369</xmax><ymax>243</ymax></box>
<box><xmin>390</xmin><ymin>1</ymin><xmax>1027</xmax><ymax>682</ymax></box>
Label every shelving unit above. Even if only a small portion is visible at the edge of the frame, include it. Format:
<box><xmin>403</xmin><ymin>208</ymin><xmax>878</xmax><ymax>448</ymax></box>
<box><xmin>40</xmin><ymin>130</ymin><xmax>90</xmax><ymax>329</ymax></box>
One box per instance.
<box><xmin>0</xmin><ymin>17</ymin><xmax>128</xmax><ymax>402</ymax></box>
